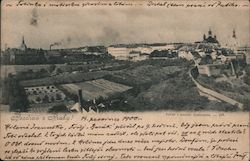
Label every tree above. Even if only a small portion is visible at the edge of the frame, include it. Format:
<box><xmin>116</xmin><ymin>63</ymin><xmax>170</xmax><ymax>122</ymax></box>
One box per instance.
<box><xmin>49</xmin><ymin>64</ymin><xmax>56</xmax><ymax>73</ymax></box>
<box><xmin>50</xmin><ymin>96</ymin><xmax>55</xmax><ymax>102</ymax></box>
<box><xmin>56</xmin><ymin>93</ymin><xmax>62</xmax><ymax>100</ymax></box>
<box><xmin>36</xmin><ymin>97</ymin><xmax>41</xmax><ymax>102</ymax></box>
<box><xmin>48</xmin><ymin>104</ymin><xmax>69</xmax><ymax>113</ymax></box>
<box><xmin>56</xmin><ymin>68</ymin><xmax>62</xmax><ymax>74</ymax></box>
<box><xmin>96</xmin><ymin>96</ymin><xmax>105</xmax><ymax>104</ymax></box>
<box><xmin>40</xmin><ymin>68</ymin><xmax>47</xmax><ymax>74</ymax></box>
<box><xmin>77</xmin><ymin>66</ymin><xmax>83</xmax><ymax>71</ymax></box>
<box><xmin>42</xmin><ymin>95</ymin><xmax>49</xmax><ymax>103</ymax></box>
<box><xmin>8</xmin><ymin>76</ymin><xmax>29</xmax><ymax>112</ymax></box>
<box><xmin>27</xmin><ymin>69</ymin><xmax>34</xmax><ymax>74</ymax></box>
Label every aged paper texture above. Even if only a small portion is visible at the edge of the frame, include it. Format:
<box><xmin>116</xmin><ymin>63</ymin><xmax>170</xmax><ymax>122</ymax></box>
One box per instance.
<box><xmin>0</xmin><ymin>112</ymin><xmax>250</xmax><ymax>160</ymax></box>
<box><xmin>0</xmin><ymin>0</ymin><xmax>250</xmax><ymax>160</ymax></box>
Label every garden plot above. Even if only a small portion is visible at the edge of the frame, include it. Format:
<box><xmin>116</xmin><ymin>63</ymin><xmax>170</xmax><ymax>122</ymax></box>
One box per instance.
<box><xmin>25</xmin><ymin>85</ymin><xmax>66</xmax><ymax>104</ymax></box>
<box><xmin>61</xmin><ymin>79</ymin><xmax>132</xmax><ymax>101</ymax></box>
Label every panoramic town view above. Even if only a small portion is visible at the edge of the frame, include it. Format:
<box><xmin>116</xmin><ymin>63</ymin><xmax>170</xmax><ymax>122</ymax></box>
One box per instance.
<box><xmin>1</xmin><ymin>28</ymin><xmax>250</xmax><ymax>113</ymax></box>
<box><xmin>1</xmin><ymin>4</ymin><xmax>249</xmax><ymax>113</ymax></box>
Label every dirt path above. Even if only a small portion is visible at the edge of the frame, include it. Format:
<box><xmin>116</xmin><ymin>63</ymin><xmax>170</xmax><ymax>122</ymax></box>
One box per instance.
<box><xmin>189</xmin><ymin>67</ymin><xmax>244</xmax><ymax>110</ymax></box>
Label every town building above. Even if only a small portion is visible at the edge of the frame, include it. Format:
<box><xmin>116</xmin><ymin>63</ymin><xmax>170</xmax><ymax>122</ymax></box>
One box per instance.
<box><xmin>237</xmin><ymin>46</ymin><xmax>250</xmax><ymax>64</ymax></box>
<box><xmin>107</xmin><ymin>46</ymin><xmax>132</xmax><ymax>60</ymax></box>
<box><xmin>202</xmin><ymin>29</ymin><xmax>219</xmax><ymax>44</ymax></box>
<box><xmin>129</xmin><ymin>51</ymin><xmax>149</xmax><ymax>61</ymax></box>
<box><xmin>2</xmin><ymin>37</ymin><xmax>46</xmax><ymax>64</ymax></box>
<box><xmin>107</xmin><ymin>43</ymin><xmax>178</xmax><ymax>61</ymax></box>
<box><xmin>178</xmin><ymin>51</ymin><xmax>194</xmax><ymax>60</ymax></box>
<box><xmin>20</xmin><ymin>36</ymin><xmax>27</xmax><ymax>51</ymax></box>
<box><xmin>197</xmin><ymin>64</ymin><xmax>222</xmax><ymax>77</ymax></box>
<box><xmin>222</xmin><ymin>29</ymin><xmax>240</xmax><ymax>52</ymax></box>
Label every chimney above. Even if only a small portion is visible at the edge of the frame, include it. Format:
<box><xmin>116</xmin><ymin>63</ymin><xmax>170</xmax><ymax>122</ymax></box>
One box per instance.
<box><xmin>230</xmin><ymin>61</ymin><xmax>236</xmax><ymax>76</ymax></box>
<box><xmin>78</xmin><ymin>89</ymin><xmax>88</xmax><ymax>112</ymax></box>
<box><xmin>50</xmin><ymin>45</ymin><xmax>52</xmax><ymax>51</ymax></box>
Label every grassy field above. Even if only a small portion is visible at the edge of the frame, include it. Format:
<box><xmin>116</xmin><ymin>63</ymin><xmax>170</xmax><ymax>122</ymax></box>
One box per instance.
<box><xmin>20</xmin><ymin>70</ymin><xmax>111</xmax><ymax>87</ymax></box>
<box><xmin>104</xmin><ymin>65</ymin><xmax>183</xmax><ymax>87</ymax></box>
<box><xmin>1</xmin><ymin>63</ymin><xmax>108</xmax><ymax>80</ymax></box>
<box><xmin>197</xmin><ymin>74</ymin><xmax>250</xmax><ymax>110</ymax></box>
<box><xmin>133</xmin><ymin>76</ymin><xmax>235</xmax><ymax>111</ymax></box>
<box><xmin>2</xmin><ymin>58</ymin><xmax>239</xmax><ymax>112</ymax></box>
<box><xmin>1</xmin><ymin>64</ymin><xmax>64</xmax><ymax>79</ymax></box>
<box><xmin>98</xmin><ymin>60</ymin><xmax>236</xmax><ymax>112</ymax></box>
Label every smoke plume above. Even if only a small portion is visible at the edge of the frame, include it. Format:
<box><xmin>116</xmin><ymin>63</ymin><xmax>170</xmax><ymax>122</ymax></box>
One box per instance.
<box><xmin>30</xmin><ymin>8</ymin><xmax>39</xmax><ymax>27</ymax></box>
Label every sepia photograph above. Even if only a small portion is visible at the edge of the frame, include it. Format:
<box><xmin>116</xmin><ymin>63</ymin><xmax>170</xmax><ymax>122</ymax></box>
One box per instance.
<box><xmin>1</xmin><ymin>0</ymin><xmax>250</xmax><ymax>113</ymax></box>
<box><xmin>0</xmin><ymin>1</ymin><xmax>250</xmax><ymax>161</ymax></box>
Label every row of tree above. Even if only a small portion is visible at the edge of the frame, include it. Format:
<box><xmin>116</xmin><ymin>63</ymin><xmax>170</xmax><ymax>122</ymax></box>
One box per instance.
<box><xmin>2</xmin><ymin>75</ymin><xmax>29</xmax><ymax>112</ymax></box>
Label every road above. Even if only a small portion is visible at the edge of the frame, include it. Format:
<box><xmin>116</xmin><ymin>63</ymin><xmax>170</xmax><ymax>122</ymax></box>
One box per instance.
<box><xmin>189</xmin><ymin>67</ymin><xmax>244</xmax><ymax>110</ymax></box>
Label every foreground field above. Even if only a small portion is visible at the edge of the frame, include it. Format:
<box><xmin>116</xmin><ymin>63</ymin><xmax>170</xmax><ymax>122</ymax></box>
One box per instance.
<box><xmin>1</xmin><ymin>64</ymin><xmax>65</xmax><ymax>79</ymax></box>
<box><xmin>197</xmin><ymin>74</ymin><xmax>250</xmax><ymax>110</ymax></box>
<box><xmin>2</xmin><ymin>59</ymin><xmax>239</xmax><ymax>112</ymax></box>
<box><xmin>61</xmin><ymin>79</ymin><xmax>132</xmax><ymax>101</ymax></box>
<box><xmin>20</xmin><ymin>70</ymin><xmax>111</xmax><ymax>87</ymax></box>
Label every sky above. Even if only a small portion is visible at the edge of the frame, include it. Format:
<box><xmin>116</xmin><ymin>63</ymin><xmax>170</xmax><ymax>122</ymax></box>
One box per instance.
<box><xmin>1</xmin><ymin>2</ymin><xmax>249</xmax><ymax>50</ymax></box>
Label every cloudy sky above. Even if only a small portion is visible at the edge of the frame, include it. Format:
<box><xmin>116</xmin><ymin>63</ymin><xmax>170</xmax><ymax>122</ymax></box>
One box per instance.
<box><xmin>1</xmin><ymin>2</ymin><xmax>249</xmax><ymax>49</ymax></box>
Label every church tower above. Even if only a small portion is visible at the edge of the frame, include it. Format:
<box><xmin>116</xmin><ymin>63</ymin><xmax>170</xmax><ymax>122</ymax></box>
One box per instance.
<box><xmin>203</xmin><ymin>34</ymin><xmax>206</xmax><ymax>40</ymax></box>
<box><xmin>208</xmin><ymin>28</ymin><xmax>212</xmax><ymax>37</ymax></box>
<box><xmin>232</xmin><ymin>29</ymin><xmax>239</xmax><ymax>51</ymax></box>
<box><xmin>228</xmin><ymin>29</ymin><xmax>239</xmax><ymax>54</ymax></box>
<box><xmin>20</xmin><ymin>36</ymin><xmax>27</xmax><ymax>51</ymax></box>
<box><xmin>202</xmin><ymin>29</ymin><xmax>219</xmax><ymax>44</ymax></box>
<box><xmin>214</xmin><ymin>35</ymin><xmax>217</xmax><ymax>40</ymax></box>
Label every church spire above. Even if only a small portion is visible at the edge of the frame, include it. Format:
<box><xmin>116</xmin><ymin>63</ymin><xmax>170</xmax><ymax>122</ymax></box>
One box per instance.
<box><xmin>20</xmin><ymin>36</ymin><xmax>27</xmax><ymax>51</ymax></box>
<box><xmin>232</xmin><ymin>29</ymin><xmax>236</xmax><ymax>39</ymax></box>
<box><xmin>22</xmin><ymin>36</ymin><xmax>25</xmax><ymax>43</ymax></box>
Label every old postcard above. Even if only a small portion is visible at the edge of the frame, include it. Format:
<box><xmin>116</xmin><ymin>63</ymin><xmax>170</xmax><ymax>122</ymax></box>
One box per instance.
<box><xmin>0</xmin><ymin>0</ymin><xmax>249</xmax><ymax>160</ymax></box>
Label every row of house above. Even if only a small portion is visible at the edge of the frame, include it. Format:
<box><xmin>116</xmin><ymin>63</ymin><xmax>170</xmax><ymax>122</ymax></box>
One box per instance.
<box><xmin>1</xmin><ymin>37</ymin><xmax>110</xmax><ymax>65</ymax></box>
<box><xmin>107</xmin><ymin>29</ymin><xmax>248</xmax><ymax>79</ymax></box>
<box><xmin>107</xmin><ymin>43</ymin><xmax>177</xmax><ymax>61</ymax></box>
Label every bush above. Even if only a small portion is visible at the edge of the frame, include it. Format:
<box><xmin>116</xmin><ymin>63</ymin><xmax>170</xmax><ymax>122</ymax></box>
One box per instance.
<box><xmin>48</xmin><ymin>104</ymin><xmax>69</xmax><ymax>113</ymax></box>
